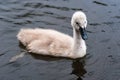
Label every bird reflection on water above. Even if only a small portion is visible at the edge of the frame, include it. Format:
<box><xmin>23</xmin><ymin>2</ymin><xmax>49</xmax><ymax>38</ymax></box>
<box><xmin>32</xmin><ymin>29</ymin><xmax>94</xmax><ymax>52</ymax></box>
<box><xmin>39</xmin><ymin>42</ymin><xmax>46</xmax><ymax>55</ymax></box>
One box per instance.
<box><xmin>30</xmin><ymin>53</ymin><xmax>87</xmax><ymax>80</ymax></box>
<box><xmin>71</xmin><ymin>59</ymin><xmax>87</xmax><ymax>80</ymax></box>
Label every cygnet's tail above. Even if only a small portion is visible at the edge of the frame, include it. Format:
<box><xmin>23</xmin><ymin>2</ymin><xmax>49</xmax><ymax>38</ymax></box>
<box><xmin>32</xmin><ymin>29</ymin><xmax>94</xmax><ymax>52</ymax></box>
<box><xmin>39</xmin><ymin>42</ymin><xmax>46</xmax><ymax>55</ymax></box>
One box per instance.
<box><xmin>9</xmin><ymin>51</ymin><xmax>26</xmax><ymax>62</ymax></box>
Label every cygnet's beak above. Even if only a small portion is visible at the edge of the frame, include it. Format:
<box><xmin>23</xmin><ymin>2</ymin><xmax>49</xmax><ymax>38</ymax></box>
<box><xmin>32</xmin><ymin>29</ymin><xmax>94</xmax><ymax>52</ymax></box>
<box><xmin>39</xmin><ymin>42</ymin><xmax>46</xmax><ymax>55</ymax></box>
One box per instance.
<box><xmin>79</xmin><ymin>27</ymin><xmax>88</xmax><ymax>40</ymax></box>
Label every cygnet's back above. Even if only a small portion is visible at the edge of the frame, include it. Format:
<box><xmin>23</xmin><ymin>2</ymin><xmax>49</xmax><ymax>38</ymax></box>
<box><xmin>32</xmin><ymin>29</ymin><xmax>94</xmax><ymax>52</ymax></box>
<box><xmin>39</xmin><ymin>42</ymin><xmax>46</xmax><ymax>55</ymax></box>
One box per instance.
<box><xmin>17</xmin><ymin>28</ymin><xmax>73</xmax><ymax>57</ymax></box>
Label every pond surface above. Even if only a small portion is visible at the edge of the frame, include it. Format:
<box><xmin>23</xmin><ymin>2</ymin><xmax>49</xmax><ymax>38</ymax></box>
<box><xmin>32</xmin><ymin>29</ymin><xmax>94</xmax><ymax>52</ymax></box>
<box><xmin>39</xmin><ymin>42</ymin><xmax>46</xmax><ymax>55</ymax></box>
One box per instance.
<box><xmin>0</xmin><ymin>0</ymin><xmax>120</xmax><ymax>80</ymax></box>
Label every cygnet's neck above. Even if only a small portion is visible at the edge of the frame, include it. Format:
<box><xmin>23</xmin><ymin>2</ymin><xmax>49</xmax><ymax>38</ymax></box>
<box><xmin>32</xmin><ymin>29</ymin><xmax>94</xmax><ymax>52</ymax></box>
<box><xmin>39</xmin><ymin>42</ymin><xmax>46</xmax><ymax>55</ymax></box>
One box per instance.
<box><xmin>72</xmin><ymin>28</ymin><xmax>86</xmax><ymax>57</ymax></box>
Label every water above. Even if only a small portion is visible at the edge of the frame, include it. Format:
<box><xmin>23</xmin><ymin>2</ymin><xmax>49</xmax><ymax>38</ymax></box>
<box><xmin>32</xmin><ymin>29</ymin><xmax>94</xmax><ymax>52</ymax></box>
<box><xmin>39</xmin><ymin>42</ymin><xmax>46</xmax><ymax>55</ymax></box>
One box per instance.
<box><xmin>0</xmin><ymin>0</ymin><xmax>120</xmax><ymax>80</ymax></box>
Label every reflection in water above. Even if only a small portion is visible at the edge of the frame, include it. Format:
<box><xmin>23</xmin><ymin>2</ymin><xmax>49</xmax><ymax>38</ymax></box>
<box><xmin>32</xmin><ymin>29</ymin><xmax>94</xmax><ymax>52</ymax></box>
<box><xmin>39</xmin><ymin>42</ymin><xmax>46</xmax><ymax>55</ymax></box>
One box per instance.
<box><xmin>71</xmin><ymin>59</ymin><xmax>87</xmax><ymax>80</ymax></box>
<box><xmin>30</xmin><ymin>52</ymin><xmax>87</xmax><ymax>80</ymax></box>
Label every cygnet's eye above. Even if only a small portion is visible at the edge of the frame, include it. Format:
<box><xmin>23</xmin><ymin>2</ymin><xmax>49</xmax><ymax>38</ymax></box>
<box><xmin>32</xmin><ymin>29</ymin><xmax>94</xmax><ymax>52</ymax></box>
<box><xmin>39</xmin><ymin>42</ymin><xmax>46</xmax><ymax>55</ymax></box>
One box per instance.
<box><xmin>76</xmin><ymin>22</ymin><xmax>79</xmax><ymax>25</ymax></box>
<box><xmin>76</xmin><ymin>22</ymin><xmax>81</xmax><ymax>28</ymax></box>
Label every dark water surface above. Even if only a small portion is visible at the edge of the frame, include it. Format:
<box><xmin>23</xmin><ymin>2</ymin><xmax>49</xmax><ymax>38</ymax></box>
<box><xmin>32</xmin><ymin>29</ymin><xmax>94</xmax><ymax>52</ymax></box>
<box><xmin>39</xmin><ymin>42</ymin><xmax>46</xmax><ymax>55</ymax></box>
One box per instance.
<box><xmin>0</xmin><ymin>0</ymin><xmax>120</xmax><ymax>80</ymax></box>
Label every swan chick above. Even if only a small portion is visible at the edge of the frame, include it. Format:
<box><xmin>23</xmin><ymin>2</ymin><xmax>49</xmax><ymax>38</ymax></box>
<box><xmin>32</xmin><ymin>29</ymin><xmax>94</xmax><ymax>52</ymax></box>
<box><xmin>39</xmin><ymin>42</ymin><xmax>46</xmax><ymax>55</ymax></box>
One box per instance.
<box><xmin>17</xmin><ymin>11</ymin><xmax>88</xmax><ymax>59</ymax></box>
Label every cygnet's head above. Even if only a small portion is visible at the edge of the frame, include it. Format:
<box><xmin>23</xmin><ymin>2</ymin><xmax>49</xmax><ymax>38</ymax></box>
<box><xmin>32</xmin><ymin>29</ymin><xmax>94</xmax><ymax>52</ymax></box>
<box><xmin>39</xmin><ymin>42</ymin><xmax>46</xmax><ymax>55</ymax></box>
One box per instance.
<box><xmin>71</xmin><ymin>11</ymin><xmax>88</xmax><ymax>40</ymax></box>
